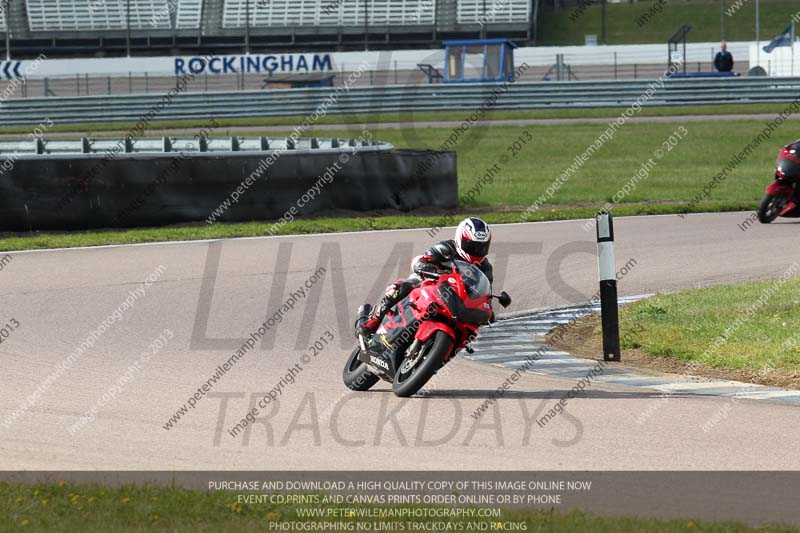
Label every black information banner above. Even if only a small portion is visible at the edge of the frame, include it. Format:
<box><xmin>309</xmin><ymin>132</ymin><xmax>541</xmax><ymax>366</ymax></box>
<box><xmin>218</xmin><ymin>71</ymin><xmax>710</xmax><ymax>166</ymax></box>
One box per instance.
<box><xmin>1</xmin><ymin>471</ymin><xmax>798</xmax><ymax>528</ymax></box>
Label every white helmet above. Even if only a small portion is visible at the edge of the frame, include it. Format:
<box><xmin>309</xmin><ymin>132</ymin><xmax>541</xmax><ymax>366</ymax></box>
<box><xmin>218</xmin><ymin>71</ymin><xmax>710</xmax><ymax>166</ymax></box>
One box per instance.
<box><xmin>455</xmin><ymin>217</ymin><xmax>491</xmax><ymax>264</ymax></box>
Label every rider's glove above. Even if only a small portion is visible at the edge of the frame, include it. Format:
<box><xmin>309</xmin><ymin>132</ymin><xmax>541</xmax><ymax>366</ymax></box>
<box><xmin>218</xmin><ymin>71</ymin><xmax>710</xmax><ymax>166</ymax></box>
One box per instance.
<box><xmin>428</xmin><ymin>241</ymin><xmax>455</xmax><ymax>262</ymax></box>
<box><xmin>415</xmin><ymin>262</ymin><xmax>442</xmax><ymax>278</ymax></box>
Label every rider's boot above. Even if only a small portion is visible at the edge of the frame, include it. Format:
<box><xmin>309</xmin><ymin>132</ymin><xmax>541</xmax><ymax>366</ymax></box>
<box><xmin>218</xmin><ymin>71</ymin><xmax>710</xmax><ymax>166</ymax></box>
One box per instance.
<box><xmin>355</xmin><ymin>283</ymin><xmax>401</xmax><ymax>338</ymax></box>
<box><xmin>356</xmin><ymin>312</ymin><xmax>382</xmax><ymax>338</ymax></box>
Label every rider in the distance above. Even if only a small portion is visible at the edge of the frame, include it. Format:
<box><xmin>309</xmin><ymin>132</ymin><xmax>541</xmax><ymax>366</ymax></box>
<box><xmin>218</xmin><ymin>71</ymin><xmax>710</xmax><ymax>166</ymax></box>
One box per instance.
<box><xmin>356</xmin><ymin>217</ymin><xmax>493</xmax><ymax>337</ymax></box>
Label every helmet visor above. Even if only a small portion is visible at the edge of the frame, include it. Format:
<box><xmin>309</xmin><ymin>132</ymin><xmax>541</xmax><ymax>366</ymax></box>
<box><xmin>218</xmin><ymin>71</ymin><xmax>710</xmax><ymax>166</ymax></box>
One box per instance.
<box><xmin>461</xmin><ymin>238</ymin><xmax>490</xmax><ymax>259</ymax></box>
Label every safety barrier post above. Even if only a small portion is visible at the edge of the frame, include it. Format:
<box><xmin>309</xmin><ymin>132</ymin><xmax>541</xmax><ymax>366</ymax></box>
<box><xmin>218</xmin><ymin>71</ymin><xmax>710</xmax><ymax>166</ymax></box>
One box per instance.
<box><xmin>596</xmin><ymin>211</ymin><xmax>620</xmax><ymax>361</ymax></box>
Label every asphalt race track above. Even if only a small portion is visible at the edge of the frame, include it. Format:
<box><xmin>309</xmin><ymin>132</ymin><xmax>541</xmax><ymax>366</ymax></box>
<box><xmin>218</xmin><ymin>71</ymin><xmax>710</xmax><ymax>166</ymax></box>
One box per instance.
<box><xmin>1</xmin><ymin>212</ymin><xmax>799</xmax><ymax>472</ymax></box>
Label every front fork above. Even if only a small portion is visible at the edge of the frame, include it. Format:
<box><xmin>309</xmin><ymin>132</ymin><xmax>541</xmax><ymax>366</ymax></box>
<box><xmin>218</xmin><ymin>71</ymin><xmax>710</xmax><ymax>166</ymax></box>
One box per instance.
<box><xmin>398</xmin><ymin>339</ymin><xmax>424</xmax><ymax>374</ymax></box>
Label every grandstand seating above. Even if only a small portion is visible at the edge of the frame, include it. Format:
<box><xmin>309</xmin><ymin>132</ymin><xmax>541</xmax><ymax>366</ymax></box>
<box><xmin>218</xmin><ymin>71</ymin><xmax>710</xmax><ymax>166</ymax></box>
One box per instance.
<box><xmin>222</xmin><ymin>0</ymin><xmax>436</xmax><ymax>29</ymax></box>
<box><xmin>220</xmin><ymin>0</ymin><xmax>528</xmax><ymax>28</ymax></box>
<box><xmin>176</xmin><ymin>0</ymin><xmax>203</xmax><ymax>28</ymax></box>
<box><xmin>2</xmin><ymin>0</ymin><xmax>531</xmax><ymax>57</ymax></box>
<box><xmin>25</xmin><ymin>0</ymin><xmax>202</xmax><ymax>31</ymax></box>
<box><xmin>457</xmin><ymin>0</ymin><xmax>529</xmax><ymax>24</ymax></box>
<box><xmin>20</xmin><ymin>0</ymin><xmax>527</xmax><ymax>32</ymax></box>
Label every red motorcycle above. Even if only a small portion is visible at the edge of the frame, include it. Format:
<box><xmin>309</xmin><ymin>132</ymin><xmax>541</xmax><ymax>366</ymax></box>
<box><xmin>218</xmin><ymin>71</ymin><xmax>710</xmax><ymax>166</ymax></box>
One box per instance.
<box><xmin>758</xmin><ymin>140</ymin><xmax>800</xmax><ymax>223</ymax></box>
<box><xmin>343</xmin><ymin>260</ymin><xmax>511</xmax><ymax>397</ymax></box>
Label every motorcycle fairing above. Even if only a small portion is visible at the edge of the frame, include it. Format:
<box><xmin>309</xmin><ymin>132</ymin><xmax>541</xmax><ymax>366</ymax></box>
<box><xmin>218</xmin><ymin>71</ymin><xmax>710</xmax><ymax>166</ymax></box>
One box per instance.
<box><xmin>415</xmin><ymin>320</ymin><xmax>456</xmax><ymax>343</ymax></box>
<box><xmin>765</xmin><ymin>181</ymin><xmax>793</xmax><ymax>196</ymax></box>
<box><xmin>780</xmin><ymin>202</ymin><xmax>800</xmax><ymax>217</ymax></box>
<box><xmin>415</xmin><ymin>319</ymin><xmax>460</xmax><ymax>362</ymax></box>
<box><xmin>765</xmin><ymin>181</ymin><xmax>800</xmax><ymax>217</ymax></box>
<box><xmin>365</xmin><ymin>297</ymin><xmax>418</xmax><ymax>375</ymax></box>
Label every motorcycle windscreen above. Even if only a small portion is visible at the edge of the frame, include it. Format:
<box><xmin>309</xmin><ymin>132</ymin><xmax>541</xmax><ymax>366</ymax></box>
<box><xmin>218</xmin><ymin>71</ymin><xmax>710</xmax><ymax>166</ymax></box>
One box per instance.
<box><xmin>439</xmin><ymin>284</ymin><xmax>491</xmax><ymax>326</ymax></box>
<box><xmin>777</xmin><ymin>146</ymin><xmax>800</xmax><ymax>178</ymax></box>
<box><xmin>444</xmin><ymin>262</ymin><xmax>493</xmax><ymax>325</ymax></box>
<box><xmin>454</xmin><ymin>261</ymin><xmax>492</xmax><ymax>298</ymax></box>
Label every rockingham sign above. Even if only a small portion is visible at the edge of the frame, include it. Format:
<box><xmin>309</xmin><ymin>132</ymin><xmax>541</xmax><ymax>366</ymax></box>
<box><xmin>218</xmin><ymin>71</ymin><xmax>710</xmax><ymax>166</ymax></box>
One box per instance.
<box><xmin>1</xmin><ymin>52</ymin><xmax>336</xmax><ymax>80</ymax></box>
<box><xmin>175</xmin><ymin>54</ymin><xmax>334</xmax><ymax>75</ymax></box>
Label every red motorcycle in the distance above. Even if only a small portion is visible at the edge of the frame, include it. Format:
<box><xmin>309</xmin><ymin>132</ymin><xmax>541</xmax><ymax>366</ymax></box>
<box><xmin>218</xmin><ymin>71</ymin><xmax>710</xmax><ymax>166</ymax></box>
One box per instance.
<box><xmin>343</xmin><ymin>260</ymin><xmax>511</xmax><ymax>397</ymax></box>
<box><xmin>758</xmin><ymin>140</ymin><xmax>800</xmax><ymax>223</ymax></box>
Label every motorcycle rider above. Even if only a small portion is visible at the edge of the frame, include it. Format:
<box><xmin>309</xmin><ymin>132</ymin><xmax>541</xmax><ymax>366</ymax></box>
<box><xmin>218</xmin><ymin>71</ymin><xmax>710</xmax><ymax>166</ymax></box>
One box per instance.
<box><xmin>756</xmin><ymin>139</ymin><xmax>800</xmax><ymax>224</ymax></box>
<box><xmin>776</xmin><ymin>139</ymin><xmax>800</xmax><ymax>178</ymax></box>
<box><xmin>356</xmin><ymin>217</ymin><xmax>493</xmax><ymax>337</ymax></box>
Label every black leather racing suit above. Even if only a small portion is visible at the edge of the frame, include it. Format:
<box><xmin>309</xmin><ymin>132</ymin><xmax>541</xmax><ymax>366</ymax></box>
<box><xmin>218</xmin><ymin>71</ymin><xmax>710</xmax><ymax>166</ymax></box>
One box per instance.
<box><xmin>363</xmin><ymin>239</ymin><xmax>493</xmax><ymax>330</ymax></box>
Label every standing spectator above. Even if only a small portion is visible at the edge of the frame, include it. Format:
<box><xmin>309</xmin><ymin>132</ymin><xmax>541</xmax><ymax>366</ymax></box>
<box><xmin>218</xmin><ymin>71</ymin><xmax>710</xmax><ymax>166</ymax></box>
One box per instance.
<box><xmin>714</xmin><ymin>42</ymin><xmax>734</xmax><ymax>73</ymax></box>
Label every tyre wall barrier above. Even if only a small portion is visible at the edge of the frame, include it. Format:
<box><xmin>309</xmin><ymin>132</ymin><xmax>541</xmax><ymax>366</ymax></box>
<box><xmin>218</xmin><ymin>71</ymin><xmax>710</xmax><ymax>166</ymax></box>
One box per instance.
<box><xmin>0</xmin><ymin>142</ymin><xmax>457</xmax><ymax>231</ymax></box>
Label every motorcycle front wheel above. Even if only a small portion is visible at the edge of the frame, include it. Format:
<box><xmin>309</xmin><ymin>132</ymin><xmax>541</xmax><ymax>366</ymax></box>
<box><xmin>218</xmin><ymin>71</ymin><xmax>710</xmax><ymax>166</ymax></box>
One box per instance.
<box><xmin>392</xmin><ymin>331</ymin><xmax>452</xmax><ymax>398</ymax></box>
<box><xmin>342</xmin><ymin>346</ymin><xmax>379</xmax><ymax>391</ymax></box>
<box><xmin>757</xmin><ymin>193</ymin><xmax>786</xmax><ymax>223</ymax></box>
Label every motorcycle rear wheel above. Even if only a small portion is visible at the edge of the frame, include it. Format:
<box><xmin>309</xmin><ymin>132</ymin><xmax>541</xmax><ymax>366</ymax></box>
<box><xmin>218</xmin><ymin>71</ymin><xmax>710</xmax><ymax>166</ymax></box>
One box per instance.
<box><xmin>392</xmin><ymin>331</ymin><xmax>452</xmax><ymax>398</ymax></box>
<box><xmin>342</xmin><ymin>346</ymin><xmax>379</xmax><ymax>391</ymax></box>
<box><xmin>757</xmin><ymin>193</ymin><xmax>785</xmax><ymax>224</ymax></box>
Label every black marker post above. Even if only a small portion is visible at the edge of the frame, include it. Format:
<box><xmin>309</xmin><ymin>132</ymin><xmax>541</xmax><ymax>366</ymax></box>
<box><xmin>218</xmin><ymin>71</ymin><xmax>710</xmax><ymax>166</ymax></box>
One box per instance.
<box><xmin>596</xmin><ymin>211</ymin><xmax>620</xmax><ymax>361</ymax></box>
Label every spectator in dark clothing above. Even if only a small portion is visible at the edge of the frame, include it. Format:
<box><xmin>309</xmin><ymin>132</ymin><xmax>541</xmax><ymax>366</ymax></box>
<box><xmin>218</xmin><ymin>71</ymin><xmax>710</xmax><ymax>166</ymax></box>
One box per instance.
<box><xmin>714</xmin><ymin>42</ymin><xmax>734</xmax><ymax>73</ymax></box>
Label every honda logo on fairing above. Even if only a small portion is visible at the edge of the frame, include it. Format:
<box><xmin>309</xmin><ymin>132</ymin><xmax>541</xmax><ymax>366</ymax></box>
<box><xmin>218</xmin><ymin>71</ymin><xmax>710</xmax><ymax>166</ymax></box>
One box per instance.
<box><xmin>370</xmin><ymin>356</ymin><xmax>389</xmax><ymax>370</ymax></box>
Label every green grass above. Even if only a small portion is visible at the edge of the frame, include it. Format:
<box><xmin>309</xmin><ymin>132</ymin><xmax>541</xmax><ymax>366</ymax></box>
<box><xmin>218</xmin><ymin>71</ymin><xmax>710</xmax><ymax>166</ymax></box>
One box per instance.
<box><xmin>155</xmin><ymin>119</ymin><xmax>780</xmax><ymax>209</ymax></box>
<box><xmin>539</xmin><ymin>0</ymin><xmax>800</xmax><ymax>45</ymax></box>
<box><xmin>0</xmin><ymin>102</ymin><xmax>788</xmax><ymax>136</ymax></box>
<box><xmin>362</xmin><ymin>119</ymin><xmax>775</xmax><ymax>207</ymax></box>
<box><xmin>2</xmin><ymin>115</ymin><xmax>783</xmax><ymax>251</ymax></box>
<box><xmin>620</xmin><ymin>275</ymin><xmax>800</xmax><ymax>371</ymax></box>
<box><xmin>1</xmin><ymin>481</ymin><xmax>794</xmax><ymax>532</ymax></box>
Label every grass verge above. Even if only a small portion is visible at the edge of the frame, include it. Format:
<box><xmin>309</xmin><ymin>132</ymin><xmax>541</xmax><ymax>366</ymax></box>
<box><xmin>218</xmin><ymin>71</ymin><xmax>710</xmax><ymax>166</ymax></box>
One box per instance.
<box><xmin>621</xmin><ymin>277</ymin><xmax>800</xmax><ymax>373</ymax></box>
<box><xmin>1</xmin><ymin>481</ymin><xmax>794</xmax><ymax>532</ymax></box>
<box><xmin>0</xmin><ymin>202</ymin><xmax>754</xmax><ymax>252</ymax></box>
<box><xmin>550</xmin><ymin>276</ymin><xmax>800</xmax><ymax>389</ymax></box>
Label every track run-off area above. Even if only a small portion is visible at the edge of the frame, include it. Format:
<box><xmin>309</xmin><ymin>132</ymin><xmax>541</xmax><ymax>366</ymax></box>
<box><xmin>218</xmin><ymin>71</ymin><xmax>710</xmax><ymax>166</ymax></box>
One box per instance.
<box><xmin>1</xmin><ymin>212</ymin><xmax>799</xmax><ymax>471</ymax></box>
<box><xmin>6</xmin><ymin>112</ymin><xmax>798</xmax><ymax>140</ymax></box>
